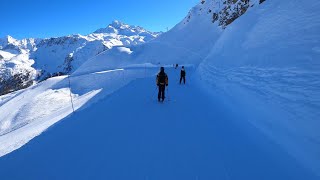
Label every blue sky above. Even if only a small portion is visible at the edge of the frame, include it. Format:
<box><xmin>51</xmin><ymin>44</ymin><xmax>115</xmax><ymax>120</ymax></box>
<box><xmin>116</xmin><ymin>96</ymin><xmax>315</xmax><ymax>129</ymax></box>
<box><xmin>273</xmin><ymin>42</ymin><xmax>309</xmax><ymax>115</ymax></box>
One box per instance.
<box><xmin>1</xmin><ymin>0</ymin><xmax>199</xmax><ymax>39</ymax></box>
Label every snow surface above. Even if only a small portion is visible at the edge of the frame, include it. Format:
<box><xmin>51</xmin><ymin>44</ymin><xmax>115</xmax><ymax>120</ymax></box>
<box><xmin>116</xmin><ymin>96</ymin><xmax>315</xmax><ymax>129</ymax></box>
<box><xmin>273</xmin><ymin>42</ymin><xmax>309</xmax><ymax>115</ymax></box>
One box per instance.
<box><xmin>76</xmin><ymin>3</ymin><xmax>222</xmax><ymax>73</ymax></box>
<box><xmin>0</xmin><ymin>50</ymin><xmax>36</xmax><ymax>80</ymax></box>
<box><xmin>0</xmin><ymin>67</ymin><xmax>318</xmax><ymax>179</ymax></box>
<box><xmin>0</xmin><ymin>0</ymin><xmax>319</xmax><ymax>179</ymax></box>
<box><xmin>197</xmin><ymin>0</ymin><xmax>320</xmax><ymax>175</ymax></box>
<box><xmin>0</xmin><ymin>65</ymin><xmax>155</xmax><ymax>157</ymax></box>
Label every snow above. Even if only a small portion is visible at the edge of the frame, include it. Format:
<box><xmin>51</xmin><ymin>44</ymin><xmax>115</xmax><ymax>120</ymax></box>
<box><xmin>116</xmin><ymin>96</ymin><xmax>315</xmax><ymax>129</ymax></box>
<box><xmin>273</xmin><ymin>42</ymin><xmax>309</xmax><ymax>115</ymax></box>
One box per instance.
<box><xmin>0</xmin><ymin>21</ymin><xmax>161</xmax><ymax>88</ymax></box>
<box><xmin>0</xmin><ymin>64</ymin><xmax>157</xmax><ymax>157</ymax></box>
<box><xmin>0</xmin><ymin>67</ymin><xmax>318</xmax><ymax>179</ymax></box>
<box><xmin>75</xmin><ymin>9</ymin><xmax>221</xmax><ymax>73</ymax></box>
<box><xmin>94</xmin><ymin>20</ymin><xmax>160</xmax><ymax>39</ymax></box>
<box><xmin>197</xmin><ymin>0</ymin><xmax>320</xmax><ymax>176</ymax></box>
<box><xmin>0</xmin><ymin>50</ymin><xmax>15</xmax><ymax>60</ymax></box>
<box><xmin>117</xmin><ymin>47</ymin><xmax>133</xmax><ymax>54</ymax></box>
<box><xmin>0</xmin><ymin>35</ymin><xmax>37</xmax><ymax>53</ymax></box>
<box><xmin>0</xmin><ymin>0</ymin><xmax>319</xmax><ymax>179</ymax></box>
<box><xmin>0</xmin><ymin>51</ymin><xmax>36</xmax><ymax>81</ymax></box>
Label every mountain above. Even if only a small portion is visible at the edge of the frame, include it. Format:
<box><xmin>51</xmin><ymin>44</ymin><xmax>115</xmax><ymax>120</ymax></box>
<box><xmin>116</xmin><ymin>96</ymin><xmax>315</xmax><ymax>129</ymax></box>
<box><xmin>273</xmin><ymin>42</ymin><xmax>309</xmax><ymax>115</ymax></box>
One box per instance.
<box><xmin>1</xmin><ymin>0</ymin><xmax>320</xmax><ymax>179</ymax></box>
<box><xmin>33</xmin><ymin>21</ymin><xmax>161</xmax><ymax>76</ymax></box>
<box><xmin>74</xmin><ymin>0</ymin><xmax>263</xmax><ymax>74</ymax></box>
<box><xmin>0</xmin><ymin>21</ymin><xmax>161</xmax><ymax>95</ymax></box>
<box><xmin>94</xmin><ymin>20</ymin><xmax>160</xmax><ymax>42</ymax></box>
<box><xmin>0</xmin><ymin>35</ymin><xmax>38</xmax><ymax>54</ymax></box>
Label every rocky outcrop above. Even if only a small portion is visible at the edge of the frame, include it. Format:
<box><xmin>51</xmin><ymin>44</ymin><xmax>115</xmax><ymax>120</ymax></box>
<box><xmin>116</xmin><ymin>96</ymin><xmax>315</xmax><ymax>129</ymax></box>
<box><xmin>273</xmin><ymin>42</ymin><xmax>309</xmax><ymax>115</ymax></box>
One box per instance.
<box><xmin>63</xmin><ymin>53</ymin><xmax>74</xmax><ymax>74</ymax></box>
<box><xmin>260</xmin><ymin>0</ymin><xmax>265</xmax><ymax>4</ymax></box>
<box><xmin>0</xmin><ymin>71</ymin><xmax>33</xmax><ymax>96</ymax></box>
<box><xmin>218</xmin><ymin>0</ymin><xmax>251</xmax><ymax>28</ymax></box>
<box><xmin>185</xmin><ymin>0</ymin><xmax>263</xmax><ymax>29</ymax></box>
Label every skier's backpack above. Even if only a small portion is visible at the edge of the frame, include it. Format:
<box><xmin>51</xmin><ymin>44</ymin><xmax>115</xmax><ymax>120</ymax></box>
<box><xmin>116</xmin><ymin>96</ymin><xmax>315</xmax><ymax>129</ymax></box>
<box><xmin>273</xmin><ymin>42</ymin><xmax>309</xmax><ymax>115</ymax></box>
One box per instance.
<box><xmin>181</xmin><ymin>69</ymin><xmax>186</xmax><ymax>77</ymax></box>
<box><xmin>157</xmin><ymin>72</ymin><xmax>168</xmax><ymax>85</ymax></box>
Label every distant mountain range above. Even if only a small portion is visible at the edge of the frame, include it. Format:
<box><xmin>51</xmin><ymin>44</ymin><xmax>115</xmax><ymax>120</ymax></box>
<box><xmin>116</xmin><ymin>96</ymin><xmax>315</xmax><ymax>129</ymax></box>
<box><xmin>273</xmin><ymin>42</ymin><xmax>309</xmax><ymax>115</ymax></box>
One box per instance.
<box><xmin>0</xmin><ymin>21</ymin><xmax>162</xmax><ymax>95</ymax></box>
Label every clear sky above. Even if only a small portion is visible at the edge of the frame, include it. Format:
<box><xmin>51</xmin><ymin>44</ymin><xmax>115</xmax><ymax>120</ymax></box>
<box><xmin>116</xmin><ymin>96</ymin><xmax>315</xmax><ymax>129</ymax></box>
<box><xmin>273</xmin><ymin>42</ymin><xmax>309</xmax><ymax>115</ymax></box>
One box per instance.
<box><xmin>1</xmin><ymin>0</ymin><xmax>199</xmax><ymax>39</ymax></box>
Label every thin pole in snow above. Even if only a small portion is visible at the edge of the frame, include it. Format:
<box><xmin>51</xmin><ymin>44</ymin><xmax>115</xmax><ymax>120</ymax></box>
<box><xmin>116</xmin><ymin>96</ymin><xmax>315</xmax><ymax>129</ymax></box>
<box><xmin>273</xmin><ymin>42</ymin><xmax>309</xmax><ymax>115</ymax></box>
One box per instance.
<box><xmin>166</xmin><ymin>87</ymin><xmax>170</xmax><ymax>101</ymax></box>
<box><xmin>67</xmin><ymin>75</ymin><xmax>75</xmax><ymax>113</ymax></box>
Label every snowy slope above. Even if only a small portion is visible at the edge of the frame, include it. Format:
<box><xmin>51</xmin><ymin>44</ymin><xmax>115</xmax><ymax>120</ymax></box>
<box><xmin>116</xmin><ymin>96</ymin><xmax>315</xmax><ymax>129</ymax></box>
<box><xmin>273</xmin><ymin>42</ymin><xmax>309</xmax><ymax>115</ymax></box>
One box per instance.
<box><xmin>0</xmin><ymin>35</ymin><xmax>37</xmax><ymax>54</ymax></box>
<box><xmin>0</xmin><ymin>0</ymin><xmax>319</xmax><ymax>179</ymax></box>
<box><xmin>1</xmin><ymin>0</ymin><xmax>270</xmax><ymax>162</ymax></box>
<box><xmin>0</xmin><ymin>67</ymin><xmax>318</xmax><ymax>179</ymax></box>
<box><xmin>74</xmin><ymin>16</ymin><xmax>219</xmax><ymax>74</ymax></box>
<box><xmin>197</xmin><ymin>0</ymin><xmax>320</xmax><ymax>175</ymax></box>
<box><xmin>0</xmin><ymin>64</ymin><xmax>158</xmax><ymax>157</ymax></box>
<box><xmin>0</xmin><ymin>50</ymin><xmax>36</xmax><ymax>95</ymax></box>
<box><xmin>76</xmin><ymin>0</ymin><xmax>264</xmax><ymax>74</ymax></box>
<box><xmin>0</xmin><ymin>36</ymin><xmax>38</xmax><ymax>95</ymax></box>
<box><xmin>32</xmin><ymin>20</ymin><xmax>162</xmax><ymax>76</ymax></box>
<box><xmin>0</xmin><ymin>21</ymin><xmax>161</xmax><ymax>95</ymax></box>
<box><xmin>32</xmin><ymin>35</ymin><xmax>108</xmax><ymax>75</ymax></box>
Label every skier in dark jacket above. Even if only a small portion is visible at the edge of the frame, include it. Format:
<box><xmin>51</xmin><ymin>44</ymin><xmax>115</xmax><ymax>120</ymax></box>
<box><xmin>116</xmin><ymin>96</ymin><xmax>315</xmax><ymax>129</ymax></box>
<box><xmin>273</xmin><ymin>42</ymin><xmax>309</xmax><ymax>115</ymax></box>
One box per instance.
<box><xmin>180</xmin><ymin>66</ymin><xmax>186</xmax><ymax>84</ymax></box>
<box><xmin>156</xmin><ymin>67</ymin><xmax>168</xmax><ymax>102</ymax></box>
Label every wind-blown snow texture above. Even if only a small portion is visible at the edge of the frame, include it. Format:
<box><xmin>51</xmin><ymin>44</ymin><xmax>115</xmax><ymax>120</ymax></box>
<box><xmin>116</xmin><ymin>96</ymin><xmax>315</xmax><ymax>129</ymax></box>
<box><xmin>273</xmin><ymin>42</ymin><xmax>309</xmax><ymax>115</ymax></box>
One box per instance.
<box><xmin>197</xmin><ymin>0</ymin><xmax>320</xmax><ymax>175</ymax></box>
<box><xmin>0</xmin><ymin>0</ymin><xmax>319</xmax><ymax>179</ymax></box>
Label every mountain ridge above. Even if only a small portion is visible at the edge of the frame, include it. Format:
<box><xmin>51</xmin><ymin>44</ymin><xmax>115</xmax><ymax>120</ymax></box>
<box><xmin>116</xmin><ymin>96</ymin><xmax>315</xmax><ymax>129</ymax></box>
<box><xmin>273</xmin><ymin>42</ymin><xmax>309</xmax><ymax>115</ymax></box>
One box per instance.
<box><xmin>0</xmin><ymin>21</ymin><xmax>161</xmax><ymax>95</ymax></box>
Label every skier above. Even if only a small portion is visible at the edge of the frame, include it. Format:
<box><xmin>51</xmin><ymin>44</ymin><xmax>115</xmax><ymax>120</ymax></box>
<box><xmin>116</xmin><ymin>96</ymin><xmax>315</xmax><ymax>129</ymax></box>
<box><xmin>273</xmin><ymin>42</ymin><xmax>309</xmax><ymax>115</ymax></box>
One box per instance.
<box><xmin>180</xmin><ymin>66</ymin><xmax>186</xmax><ymax>84</ymax></box>
<box><xmin>156</xmin><ymin>67</ymin><xmax>168</xmax><ymax>102</ymax></box>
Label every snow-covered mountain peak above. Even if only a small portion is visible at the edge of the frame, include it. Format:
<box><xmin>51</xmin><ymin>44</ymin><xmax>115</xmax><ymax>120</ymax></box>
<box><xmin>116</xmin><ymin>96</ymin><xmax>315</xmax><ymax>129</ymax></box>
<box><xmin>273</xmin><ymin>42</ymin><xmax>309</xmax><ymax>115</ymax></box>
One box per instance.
<box><xmin>0</xmin><ymin>35</ymin><xmax>19</xmax><ymax>47</ymax></box>
<box><xmin>4</xmin><ymin>35</ymin><xmax>16</xmax><ymax>43</ymax></box>
<box><xmin>0</xmin><ymin>20</ymin><xmax>162</xmax><ymax>96</ymax></box>
<box><xmin>93</xmin><ymin>20</ymin><xmax>161</xmax><ymax>37</ymax></box>
<box><xmin>0</xmin><ymin>35</ymin><xmax>38</xmax><ymax>54</ymax></box>
<box><xmin>110</xmin><ymin>20</ymin><xmax>125</xmax><ymax>27</ymax></box>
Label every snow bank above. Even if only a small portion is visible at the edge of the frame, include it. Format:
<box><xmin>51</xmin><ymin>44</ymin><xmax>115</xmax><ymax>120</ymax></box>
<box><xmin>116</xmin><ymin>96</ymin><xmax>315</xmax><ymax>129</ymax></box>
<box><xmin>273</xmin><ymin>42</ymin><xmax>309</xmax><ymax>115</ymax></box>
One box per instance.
<box><xmin>197</xmin><ymin>0</ymin><xmax>320</xmax><ymax>175</ymax></box>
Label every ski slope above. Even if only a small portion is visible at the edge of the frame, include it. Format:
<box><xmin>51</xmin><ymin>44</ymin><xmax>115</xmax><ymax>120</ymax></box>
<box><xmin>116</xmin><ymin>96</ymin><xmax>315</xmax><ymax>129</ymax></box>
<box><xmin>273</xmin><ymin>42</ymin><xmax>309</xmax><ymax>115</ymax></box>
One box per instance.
<box><xmin>0</xmin><ymin>65</ymin><xmax>154</xmax><ymax>157</ymax></box>
<box><xmin>0</xmin><ymin>0</ymin><xmax>320</xmax><ymax>179</ymax></box>
<box><xmin>0</xmin><ymin>67</ymin><xmax>318</xmax><ymax>179</ymax></box>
